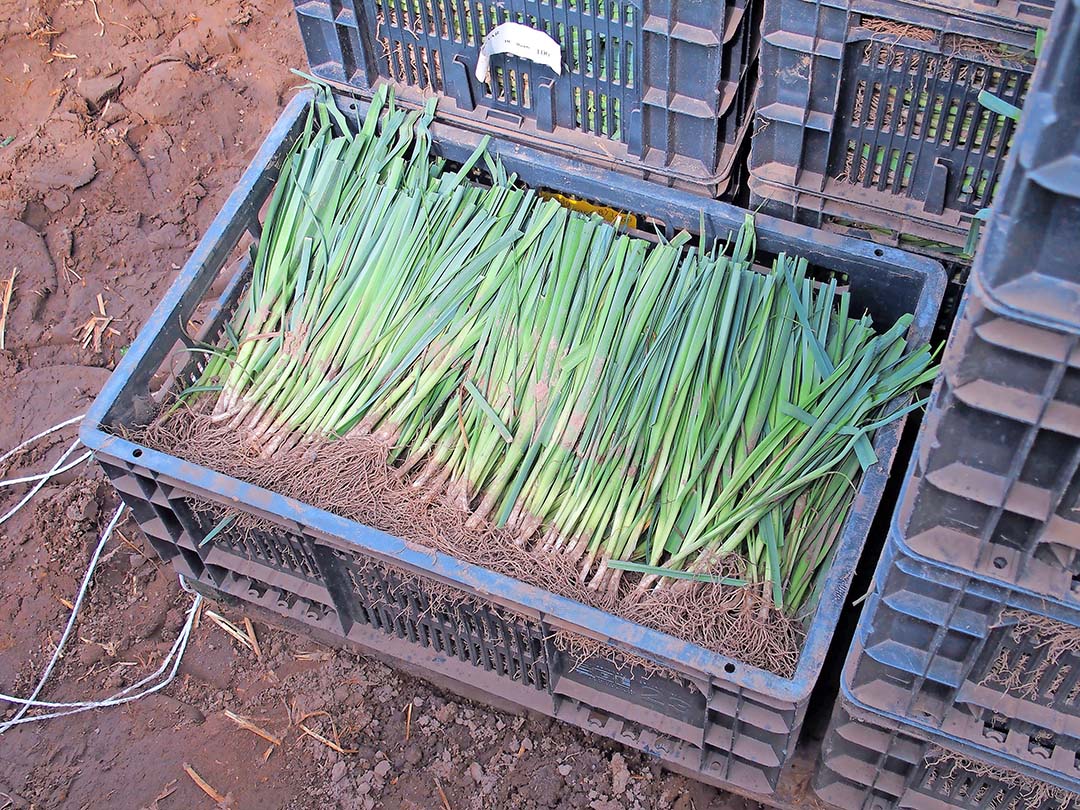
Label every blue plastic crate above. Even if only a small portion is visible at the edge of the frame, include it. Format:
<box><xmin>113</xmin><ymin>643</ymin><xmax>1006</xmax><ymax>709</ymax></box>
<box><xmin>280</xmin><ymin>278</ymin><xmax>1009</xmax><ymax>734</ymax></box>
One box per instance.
<box><xmin>80</xmin><ymin>89</ymin><xmax>944</xmax><ymax>797</ymax></box>
<box><xmin>844</xmin><ymin>530</ymin><xmax>1080</xmax><ymax>791</ymax></box>
<box><xmin>894</xmin><ymin>277</ymin><xmax>1080</xmax><ymax>606</ymax></box>
<box><xmin>969</xmin><ymin>0</ymin><xmax>1080</xmax><ymax>336</ymax></box>
<box><xmin>749</xmin><ymin>0</ymin><xmax>1042</xmax><ymax>254</ymax></box>
<box><xmin>815</xmin><ymin>686</ymin><xmax>1080</xmax><ymax>810</ymax></box>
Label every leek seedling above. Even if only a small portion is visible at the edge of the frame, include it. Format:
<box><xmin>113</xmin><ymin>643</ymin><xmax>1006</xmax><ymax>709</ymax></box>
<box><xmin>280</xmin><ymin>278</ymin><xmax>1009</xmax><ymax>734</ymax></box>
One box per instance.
<box><xmin>190</xmin><ymin>85</ymin><xmax>937</xmax><ymax>618</ymax></box>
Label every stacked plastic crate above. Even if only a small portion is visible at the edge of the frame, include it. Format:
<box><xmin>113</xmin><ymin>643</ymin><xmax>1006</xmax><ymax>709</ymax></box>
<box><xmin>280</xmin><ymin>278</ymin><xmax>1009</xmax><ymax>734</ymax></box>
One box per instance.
<box><xmin>749</xmin><ymin>0</ymin><xmax>1049</xmax><ymax>262</ymax></box>
<box><xmin>814</xmin><ymin>1</ymin><xmax>1080</xmax><ymax>807</ymax></box>
<box><xmin>294</xmin><ymin>0</ymin><xmax>763</xmax><ymax>198</ymax></box>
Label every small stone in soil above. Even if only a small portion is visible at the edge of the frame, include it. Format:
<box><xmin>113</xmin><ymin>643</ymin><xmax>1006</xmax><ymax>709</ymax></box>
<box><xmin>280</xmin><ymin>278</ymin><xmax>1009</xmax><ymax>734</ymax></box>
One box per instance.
<box><xmin>331</xmin><ymin>760</ymin><xmax>347</xmax><ymax>783</ymax></box>
<box><xmin>610</xmin><ymin>753</ymin><xmax>631</xmax><ymax>795</ymax></box>
<box><xmin>77</xmin><ymin>644</ymin><xmax>103</xmax><ymax>666</ymax></box>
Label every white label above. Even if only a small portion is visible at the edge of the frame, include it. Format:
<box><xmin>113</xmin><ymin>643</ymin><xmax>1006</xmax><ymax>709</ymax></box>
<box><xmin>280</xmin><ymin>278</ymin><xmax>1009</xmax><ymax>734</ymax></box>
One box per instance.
<box><xmin>475</xmin><ymin>22</ymin><xmax>563</xmax><ymax>83</ymax></box>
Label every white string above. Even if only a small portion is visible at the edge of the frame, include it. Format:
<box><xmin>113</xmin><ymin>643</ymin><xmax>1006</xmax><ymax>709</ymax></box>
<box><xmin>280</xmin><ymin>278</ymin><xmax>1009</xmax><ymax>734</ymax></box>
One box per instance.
<box><xmin>0</xmin><ymin>504</ymin><xmax>124</xmax><ymax>733</ymax></box>
<box><xmin>0</xmin><ymin>414</ymin><xmax>84</xmax><ymax>466</ymax></box>
<box><xmin>0</xmin><ymin>439</ymin><xmax>85</xmax><ymax>526</ymax></box>
<box><xmin>0</xmin><ymin>414</ymin><xmax>205</xmax><ymax>731</ymax></box>
<box><xmin>0</xmin><ymin>591</ymin><xmax>202</xmax><ymax>724</ymax></box>
<box><xmin>0</xmin><ymin>451</ymin><xmax>93</xmax><ymax>488</ymax></box>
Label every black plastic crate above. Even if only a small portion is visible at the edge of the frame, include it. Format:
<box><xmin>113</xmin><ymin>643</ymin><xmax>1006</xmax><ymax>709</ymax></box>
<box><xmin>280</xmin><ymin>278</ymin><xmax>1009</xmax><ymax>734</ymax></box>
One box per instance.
<box><xmin>293</xmin><ymin>0</ymin><xmax>761</xmax><ymax>196</ymax></box>
<box><xmin>895</xmin><ymin>275</ymin><xmax>1080</xmax><ymax>605</ymax></box>
<box><xmin>814</xmin><ymin>689</ymin><xmax>1080</xmax><ymax>810</ymax></box>
<box><xmin>968</xmin><ymin>0</ymin><xmax>1080</xmax><ymax>338</ymax></box>
<box><xmin>749</xmin><ymin>0</ymin><xmax>1040</xmax><ymax>254</ymax></box>
<box><xmin>845</xmin><ymin>532</ymin><xmax>1080</xmax><ymax>788</ymax></box>
<box><xmin>80</xmin><ymin>89</ymin><xmax>943</xmax><ymax>797</ymax></box>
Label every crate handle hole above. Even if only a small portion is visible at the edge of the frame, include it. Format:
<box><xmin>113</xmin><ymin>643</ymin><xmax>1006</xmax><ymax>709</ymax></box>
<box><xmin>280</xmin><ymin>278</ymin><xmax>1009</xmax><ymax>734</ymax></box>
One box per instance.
<box><xmin>992</xmin><ymin>557</ymin><xmax>1007</xmax><ymax>570</ymax></box>
<box><xmin>724</xmin><ymin>663</ymin><xmax>736</xmax><ymax>673</ymax></box>
<box><xmin>133</xmin><ymin>448</ymin><xmax>143</xmax><ymax>458</ymax></box>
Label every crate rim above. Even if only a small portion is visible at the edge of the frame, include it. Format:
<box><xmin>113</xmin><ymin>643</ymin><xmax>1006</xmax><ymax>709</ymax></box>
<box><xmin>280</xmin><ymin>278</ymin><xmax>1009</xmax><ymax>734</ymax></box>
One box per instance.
<box><xmin>856</xmin><ymin>532</ymin><xmax>1080</xmax><ymax>745</ymax></box>
<box><xmin>882</xmin><ymin>514</ymin><xmax>1080</xmax><ymax>622</ymax></box>
<box><xmin>81</xmin><ymin>87</ymin><xmax>945</xmax><ymax>703</ymax></box>
<box><xmin>792</xmin><ymin>0</ymin><xmax>1048</xmax><ymax>33</ymax></box>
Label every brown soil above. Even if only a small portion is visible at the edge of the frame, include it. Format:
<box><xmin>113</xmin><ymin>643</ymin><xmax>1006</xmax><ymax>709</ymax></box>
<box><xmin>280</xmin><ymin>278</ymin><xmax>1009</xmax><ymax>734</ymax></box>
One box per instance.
<box><xmin>0</xmin><ymin>1</ymin><xmax>763</xmax><ymax>808</ymax></box>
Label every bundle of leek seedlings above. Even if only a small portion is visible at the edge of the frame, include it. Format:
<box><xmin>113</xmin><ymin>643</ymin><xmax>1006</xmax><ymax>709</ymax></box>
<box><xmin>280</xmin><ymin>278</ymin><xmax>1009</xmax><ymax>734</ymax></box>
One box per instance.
<box><xmin>189</xmin><ymin>85</ymin><xmax>936</xmax><ymax>630</ymax></box>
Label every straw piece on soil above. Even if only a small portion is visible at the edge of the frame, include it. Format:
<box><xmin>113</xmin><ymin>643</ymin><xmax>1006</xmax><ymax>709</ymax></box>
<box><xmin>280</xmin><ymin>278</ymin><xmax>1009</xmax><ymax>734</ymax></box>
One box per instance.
<box><xmin>242</xmin><ymin>618</ymin><xmax>262</xmax><ymax>659</ymax></box>
<box><xmin>298</xmin><ymin>723</ymin><xmax>358</xmax><ymax>755</ymax></box>
<box><xmin>0</xmin><ymin>268</ymin><xmax>16</xmax><ymax>351</ymax></box>
<box><xmin>182</xmin><ymin>763</ymin><xmax>226</xmax><ymax>804</ymax></box>
<box><xmin>205</xmin><ymin>610</ymin><xmax>254</xmax><ymax>651</ymax></box>
<box><xmin>224</xmin><ymin>709</ymin><xmax>281</xmax><ymax>746</ymax></box>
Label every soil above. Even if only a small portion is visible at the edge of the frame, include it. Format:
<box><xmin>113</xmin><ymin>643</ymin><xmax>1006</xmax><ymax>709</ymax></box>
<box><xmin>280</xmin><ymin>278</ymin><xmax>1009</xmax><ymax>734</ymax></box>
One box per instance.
<box><xmin>0</xmin><ymin>1</ymin><xmax>766</xmax><ymax>808</ymax></box>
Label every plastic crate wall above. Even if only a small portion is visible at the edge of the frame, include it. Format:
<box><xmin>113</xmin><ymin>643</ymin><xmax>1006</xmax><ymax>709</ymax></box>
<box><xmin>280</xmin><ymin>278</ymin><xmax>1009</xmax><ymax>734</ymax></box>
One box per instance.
<box><xmin>80</xmin><ymin>90</ymin><xmax>943</xmax><ymax>798</ymax></box>
<box><xmin>98</xmin><ymin>452</ymin><xmax>806</xmax><ymax>794</ymax></box>
<box><xmin>967</xmin><ymin>0</ymin><xmax>1080</xmax><ymax>338</ymax></box>
<box><xmin>292</xmin><ymin>0</ymin><xmax>762</xmax><ymax>195</ymax></box>
<box><xmin>895</xmin><ymin>276</ymin><xmax>1080</xmax><ymax>605</ymax></box>
<box><xmin>844</xmin><ymin>533</ymin><xmax>1080</xmax><ymax>788</ymax></box>
<box><xmin>814</xmin><ymin>690</ymin><xmax>1080</xmax><ymax>810</ymax></box>
<box><xmin>749</xmin><ymin>0</ymin><xmax>1040</xmax><ymax>250</ymax></box>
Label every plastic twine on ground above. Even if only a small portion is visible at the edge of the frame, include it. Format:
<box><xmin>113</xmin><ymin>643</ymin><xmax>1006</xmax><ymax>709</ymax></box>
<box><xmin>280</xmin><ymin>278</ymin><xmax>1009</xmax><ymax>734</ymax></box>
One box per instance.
<box><xmin>0</xmin><ymin>414</ymin><xmax>91</xmax><ymax>526</ymax></box>
<box><xmin>0</xmin><ymin>502</ymin><xmax>204</xmax><ymax>732</ymax></box>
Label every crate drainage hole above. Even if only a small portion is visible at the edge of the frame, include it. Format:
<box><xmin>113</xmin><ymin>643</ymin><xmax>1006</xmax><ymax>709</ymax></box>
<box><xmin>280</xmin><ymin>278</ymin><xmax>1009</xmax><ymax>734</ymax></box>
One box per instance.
<box><xmin>724</xmin><ymin>663</ymin><xmax>736</xmax><ymax>673</ymax></box>
<box><xmin>992</xmin><ymin>557</ymin><xmax>1007</xmax><ymax>569</ymax></box>
<box><xmin>132</xmin><ymin>448</ymin><xmax>143</xmax><ymax>458</ymax></box>
<box><xmin>874</xmin><ymin>248</ymin><xmax>884</xmax><ymax>257</ymax></box>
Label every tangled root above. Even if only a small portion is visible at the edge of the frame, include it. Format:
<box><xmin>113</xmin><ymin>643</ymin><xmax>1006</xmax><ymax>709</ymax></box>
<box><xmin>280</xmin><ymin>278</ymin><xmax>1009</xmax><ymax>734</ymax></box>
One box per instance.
<box><xmin>131</xmin><ymin>406</ymin><xmax>805</xmax><ymax>678</ymax></box>
<box><xmin>981</xmin><ymin>609</ymin><xmax>1080</xmax><ymax>702</ymax></box>
<box><xmin>551</xmin><ymin>629</ymin><xmax>685</xmax><ymax>682</ymax></box>
<box><xmin>626</xmin><ymin>578</ymin><xmax>803</xmax><ymax>679</ymax></box>
<box><xmin>860</xmin><ymin>17</ymin><xmax>936</xmax><ymax>44</ymax></box>
<box><xmin>925</xmin><ymin>747</ymin><xmax>1080</xmax><ymax>809</ymax></box>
